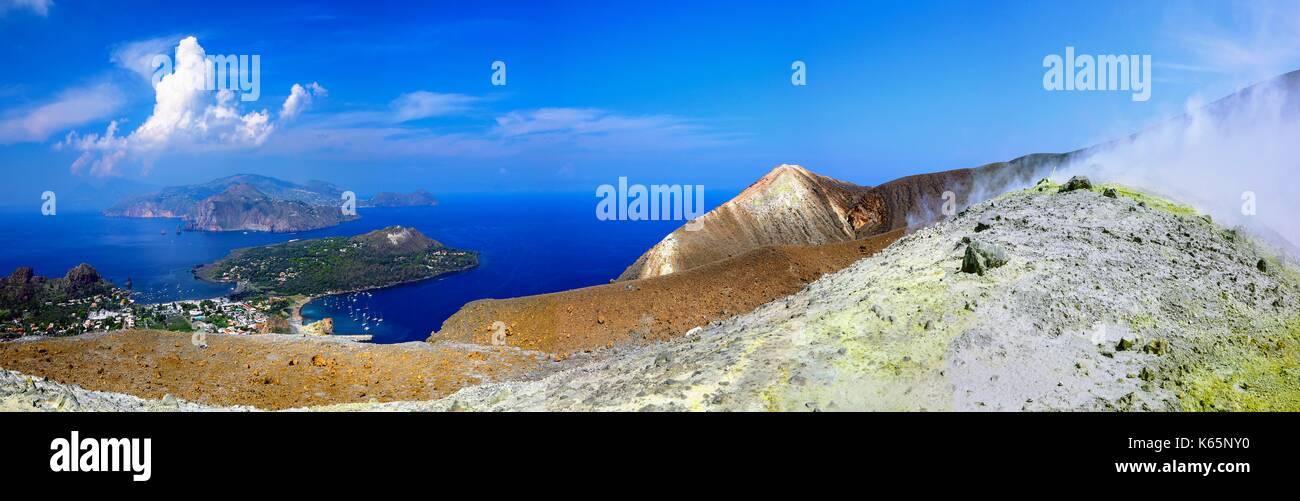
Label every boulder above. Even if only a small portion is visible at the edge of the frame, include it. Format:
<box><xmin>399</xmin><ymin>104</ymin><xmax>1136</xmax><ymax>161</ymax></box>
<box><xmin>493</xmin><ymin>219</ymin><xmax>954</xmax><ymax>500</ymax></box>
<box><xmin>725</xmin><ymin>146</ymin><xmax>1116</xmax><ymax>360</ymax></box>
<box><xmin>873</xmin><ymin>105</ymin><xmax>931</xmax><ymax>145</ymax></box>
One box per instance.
<box><xmin>960</xmin><ymin>240</ymin><xmax>1008</xmax><ymax>276</ymax></box>
<box><xmin>1142</xmin><ymin>339</ymin><xmax>1169</xmax><ymax>356</ymax></box>
<box><xmin>1058</xmin><ymin>176</ymin><xmax>1093</xmax><ymax>193</ymax></box>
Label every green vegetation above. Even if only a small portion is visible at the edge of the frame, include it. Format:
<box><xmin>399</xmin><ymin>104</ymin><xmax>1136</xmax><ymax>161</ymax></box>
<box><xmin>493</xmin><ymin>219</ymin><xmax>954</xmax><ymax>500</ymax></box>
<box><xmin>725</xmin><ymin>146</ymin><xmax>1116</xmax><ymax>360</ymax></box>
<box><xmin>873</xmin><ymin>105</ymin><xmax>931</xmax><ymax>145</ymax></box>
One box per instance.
<box><xmin>195</xmin><ymin>226</ymin><xmax>477</xmax><ymax>297</ymax></box>
<box><xmin>1099</xmin><ymin>183</ymin><xmax>1201</xmax><ymax>218</ymax></box>
<box><xmin>1024</xmin><ymin>179</ymin><xmax>1201</xmax><ymax>218</ymax></box>
<box><xmin>165</xmin><ymin>316</ymin><xmax>194</xmax><ymax>332</ymax></box>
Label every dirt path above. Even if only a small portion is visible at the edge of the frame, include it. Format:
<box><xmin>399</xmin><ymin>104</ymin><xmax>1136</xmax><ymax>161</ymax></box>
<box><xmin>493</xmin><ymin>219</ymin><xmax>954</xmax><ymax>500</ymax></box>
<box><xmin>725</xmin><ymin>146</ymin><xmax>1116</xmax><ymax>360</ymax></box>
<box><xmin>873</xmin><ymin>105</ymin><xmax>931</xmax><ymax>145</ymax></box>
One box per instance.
<box><xmin>0</xmin><ymin>330</ymin><xmax>554</xmax><ymax>410</ymax></box>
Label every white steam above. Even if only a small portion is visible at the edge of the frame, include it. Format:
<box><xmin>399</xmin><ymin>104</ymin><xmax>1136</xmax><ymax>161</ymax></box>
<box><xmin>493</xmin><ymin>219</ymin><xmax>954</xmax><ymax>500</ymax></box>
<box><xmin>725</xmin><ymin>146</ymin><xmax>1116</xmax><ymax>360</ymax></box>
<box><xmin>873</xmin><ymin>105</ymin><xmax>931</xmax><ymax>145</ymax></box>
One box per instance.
<box><xmin>1048</xmin><ymin>76</ymin><xmax>1300</xmax><ymax>251</ymax></box>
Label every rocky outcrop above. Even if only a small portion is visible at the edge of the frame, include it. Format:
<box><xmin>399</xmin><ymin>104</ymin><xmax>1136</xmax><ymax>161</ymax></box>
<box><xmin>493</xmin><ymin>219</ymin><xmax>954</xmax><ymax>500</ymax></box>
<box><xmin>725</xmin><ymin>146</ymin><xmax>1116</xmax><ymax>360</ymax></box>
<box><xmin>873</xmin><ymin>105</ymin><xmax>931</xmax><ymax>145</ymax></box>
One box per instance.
<box><xmin>256</xmin><ymin>316</ymin><xmax>292</xmax><ymax>334</ymax></box>
<box><xmin>7</xmin><ymin>267</ymin><xmax>34</xmax><ymax>285</ymax></box>
<box><xmin>301</xmin><ymin>318</ymin><xmax>334</xmax><ymax>336</ymax></box>
<box><xmin>63</xmin><ymin>263</ymin><xmax>102</xmax><ymax>288</ymax></box>
<box><xmin>2</xmin><ymin>264</ymin><xmax>113</xmax><ymax>313</ymax></box>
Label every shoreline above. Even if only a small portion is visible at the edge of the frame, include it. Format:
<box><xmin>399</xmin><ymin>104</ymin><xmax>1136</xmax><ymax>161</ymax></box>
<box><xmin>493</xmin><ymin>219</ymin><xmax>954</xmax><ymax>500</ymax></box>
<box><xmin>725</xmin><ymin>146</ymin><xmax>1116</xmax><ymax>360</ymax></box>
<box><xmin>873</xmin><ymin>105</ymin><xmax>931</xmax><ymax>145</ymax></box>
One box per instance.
<box><xmin>286</xmin><ymin>295</ymin><xmax>311</xmax><ymax>334</ymax></box>
<box><xmin>285</xmin><ymin>266</ymin><xmax>480</xmax><ymax>336</ymax></box>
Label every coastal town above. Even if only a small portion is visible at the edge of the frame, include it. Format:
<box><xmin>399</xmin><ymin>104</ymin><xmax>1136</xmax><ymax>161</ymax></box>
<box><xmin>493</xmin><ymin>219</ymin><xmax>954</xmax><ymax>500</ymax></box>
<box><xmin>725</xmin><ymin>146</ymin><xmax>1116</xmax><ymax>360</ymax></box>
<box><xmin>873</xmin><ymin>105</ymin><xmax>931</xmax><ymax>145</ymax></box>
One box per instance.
<box><xmin>1</xmin><ymin>289</ymin><xmax>291</xmax><ymax>339</ymax></box>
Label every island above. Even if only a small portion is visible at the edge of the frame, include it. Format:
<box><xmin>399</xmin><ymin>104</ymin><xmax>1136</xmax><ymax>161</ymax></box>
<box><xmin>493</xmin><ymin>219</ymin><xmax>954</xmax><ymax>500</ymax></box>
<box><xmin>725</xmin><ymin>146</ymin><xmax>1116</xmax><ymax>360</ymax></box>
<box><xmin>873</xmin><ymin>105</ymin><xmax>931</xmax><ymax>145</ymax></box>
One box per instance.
<box><xmin>104</xmin><ymin>174</ymin><xmax>357</xmax><ymax>233</ymax></box>
<box><xmin>362</xmin><ymin>189</ymin><xmax>439</xmax><ymax>208</ymax></box>
<box><xmin>105</xmin><ymin>174</ymin><xmax>446</xmax><ymax>232</ymax></box>
<box><xmin>194</xmin><ymin>226</ymin><xmax>477</xmax><ymax>298</ymax></box>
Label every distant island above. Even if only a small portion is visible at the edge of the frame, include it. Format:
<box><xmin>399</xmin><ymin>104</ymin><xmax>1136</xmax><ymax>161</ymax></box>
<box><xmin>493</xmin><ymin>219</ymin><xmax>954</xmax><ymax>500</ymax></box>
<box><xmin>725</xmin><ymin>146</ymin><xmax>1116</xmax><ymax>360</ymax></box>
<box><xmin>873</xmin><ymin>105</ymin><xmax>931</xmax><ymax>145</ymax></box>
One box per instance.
<box><xmin>104</xmin><ymin>174</ymin><xmax>356</xmax><ymax>232</ymax></box>
<box><xmin>362</xmin><ymin>189</ymin><xmax>439</xmax><ymax>208</ymax></box>
<box><xmin>194</xmin><ymin>226</ymin><xmax>477</xmax><ymax>298</ymax></box>
<box><xmin>105</xmin><ymin>173</ymin><xmax>443</xmax><ymax>232</ymax></box>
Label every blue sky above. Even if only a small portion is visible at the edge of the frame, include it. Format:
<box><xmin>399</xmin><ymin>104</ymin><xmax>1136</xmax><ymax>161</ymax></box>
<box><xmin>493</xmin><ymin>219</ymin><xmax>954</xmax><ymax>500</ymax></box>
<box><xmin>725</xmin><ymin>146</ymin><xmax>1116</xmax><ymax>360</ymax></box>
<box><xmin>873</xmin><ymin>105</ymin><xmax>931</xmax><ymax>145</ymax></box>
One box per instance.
<box><xmin>2</xmin><ymin>0</ymin><xmax>1298</xmax><ymax>202</ymax></box>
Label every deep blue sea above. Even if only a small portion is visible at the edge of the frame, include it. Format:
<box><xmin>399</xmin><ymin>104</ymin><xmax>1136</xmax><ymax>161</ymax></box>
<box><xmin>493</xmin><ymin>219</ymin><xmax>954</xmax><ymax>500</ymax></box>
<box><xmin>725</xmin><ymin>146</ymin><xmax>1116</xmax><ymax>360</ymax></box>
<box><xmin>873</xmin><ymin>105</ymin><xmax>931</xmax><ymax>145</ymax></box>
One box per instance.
<box><xmin>0</xmin><ymin>192</ymin><xmax>726</xmax><ymax>343</ymax></box>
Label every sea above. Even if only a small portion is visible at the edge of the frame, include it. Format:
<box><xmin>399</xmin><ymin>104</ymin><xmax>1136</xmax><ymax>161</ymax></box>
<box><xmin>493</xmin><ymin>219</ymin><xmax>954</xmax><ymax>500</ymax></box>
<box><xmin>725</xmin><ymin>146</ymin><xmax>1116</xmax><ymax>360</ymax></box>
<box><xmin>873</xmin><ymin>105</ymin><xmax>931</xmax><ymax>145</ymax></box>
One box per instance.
<box><xmin>0</xmin><ymin>192</ymin><xmax>727</xmax><ymax>343</ymax></box>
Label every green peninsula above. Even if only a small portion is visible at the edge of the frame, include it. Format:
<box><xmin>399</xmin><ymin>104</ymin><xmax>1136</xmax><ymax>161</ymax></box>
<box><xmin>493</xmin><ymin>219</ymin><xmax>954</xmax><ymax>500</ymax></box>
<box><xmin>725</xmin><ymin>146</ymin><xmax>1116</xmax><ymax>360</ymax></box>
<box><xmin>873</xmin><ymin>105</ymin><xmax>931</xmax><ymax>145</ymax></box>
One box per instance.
<box><xmin>196</xmin><ymin>226</ymin><xmax>477</xmax><ymax>297</ymax></box>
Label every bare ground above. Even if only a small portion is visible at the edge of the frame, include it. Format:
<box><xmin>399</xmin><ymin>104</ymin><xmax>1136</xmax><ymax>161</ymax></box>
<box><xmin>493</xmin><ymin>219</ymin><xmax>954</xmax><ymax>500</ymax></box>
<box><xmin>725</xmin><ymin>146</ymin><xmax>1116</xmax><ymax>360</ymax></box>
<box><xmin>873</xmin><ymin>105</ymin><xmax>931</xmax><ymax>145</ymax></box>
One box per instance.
<box><xmin>0</xmin><ymin>330</ymin><xmax>555</xmax><ymax>410</ymax></box>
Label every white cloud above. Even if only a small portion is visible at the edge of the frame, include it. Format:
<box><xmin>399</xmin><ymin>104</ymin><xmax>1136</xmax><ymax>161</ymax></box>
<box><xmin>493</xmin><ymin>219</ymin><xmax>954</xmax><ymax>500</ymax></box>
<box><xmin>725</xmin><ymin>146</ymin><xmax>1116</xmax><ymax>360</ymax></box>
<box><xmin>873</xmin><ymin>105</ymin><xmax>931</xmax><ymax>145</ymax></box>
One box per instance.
<box><xmin>270</xmin><ymin>105</ymin><xmax>738</xmax><ymax>161</ymax></box>
<box><xmin>301</xmin><ymin>91</ymin><xmax>477</xmax><ymax>127</ymax></box>
<box><xmin>491</xmin><ymin>107</ymin><xmax>737</xmax><ymax>151</ymax></box>
<box><xmin>280</xmin><ymin>82</ymin><xmax>326</xmax><ymax>121</ymax></box>
<box><xmin>492</xmin><ymin>108</ymin><xmax>695</xmax><ymax>137</ymax></box>
<box><xmin>0</xmin><ymin>83</ymin><xmax>122</xmax><ymax>144</ymax></box>
<box><xmin>390</xmin><ymin>91</ymin><xmax>477</xmax><ymax>121</ymax></box>
<box><xmin>63</xmin><ymin>120</ymin><xmax>127</xmax><ymax>176</ymax></box>
<box><xmin>0</xmin><ymin>0</ymin><xmax>53</xmax><ymax>16</ymax></box>
<box><xmin>66</xmin><ymin>36</ymin><xmax>324</xmax><ymax>176</ymax></box>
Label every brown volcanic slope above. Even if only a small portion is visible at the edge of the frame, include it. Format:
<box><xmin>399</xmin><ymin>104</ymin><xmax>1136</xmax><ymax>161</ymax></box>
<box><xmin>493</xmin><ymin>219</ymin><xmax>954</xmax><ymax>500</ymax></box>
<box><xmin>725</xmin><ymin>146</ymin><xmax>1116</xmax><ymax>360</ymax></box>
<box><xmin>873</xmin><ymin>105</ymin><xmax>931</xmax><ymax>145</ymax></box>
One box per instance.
<box><xmin>615</xmin><ymin>164</ymin><xmax>870</xmax><ymax>281</ymax></box>
<box><xmin>0</xmin><ymin>330</ymin><xmax>552</xmax><ymax>410</ymax></box>
<box><xmin>618</xmin><ymin>157</ymin><xmax>1057</xmax><ymax>282</ymax></box>
<box><xmin>430</xmin><ymin>229</ymin><xmax>903</xmax><ymax>355</ymax></box>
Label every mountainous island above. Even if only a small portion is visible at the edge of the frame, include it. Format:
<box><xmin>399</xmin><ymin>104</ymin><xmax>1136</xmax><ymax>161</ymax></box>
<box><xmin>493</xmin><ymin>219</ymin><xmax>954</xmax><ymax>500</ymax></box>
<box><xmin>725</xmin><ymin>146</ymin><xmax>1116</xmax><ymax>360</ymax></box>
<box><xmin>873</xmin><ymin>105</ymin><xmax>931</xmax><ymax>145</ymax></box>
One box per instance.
<box><xmin>105</xmin><ymin>174</ymin><xmax>442</xmax><ymax>232</ymax></box>
<box><xmin>194</xmin><ymin>226</ymin><xmax>477</xmax><ymax>298</ymax></box>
